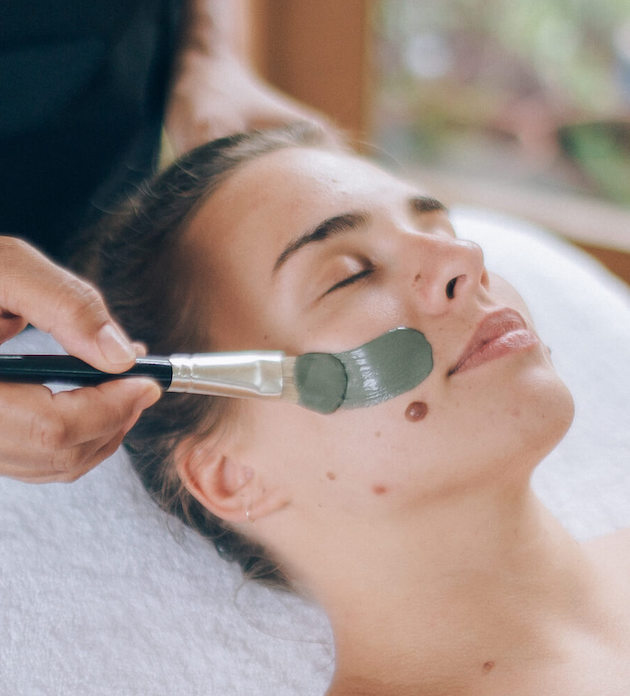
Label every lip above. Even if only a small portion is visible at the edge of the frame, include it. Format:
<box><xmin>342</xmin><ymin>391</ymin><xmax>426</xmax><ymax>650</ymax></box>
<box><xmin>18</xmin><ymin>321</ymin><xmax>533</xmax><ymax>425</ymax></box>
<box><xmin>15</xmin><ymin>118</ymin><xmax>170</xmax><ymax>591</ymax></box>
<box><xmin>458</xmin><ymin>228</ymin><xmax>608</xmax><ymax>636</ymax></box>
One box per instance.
<box><xmin>447</xmin><ymin>308</ymin><xmax>539</xmax><ymax>377</ymax></box>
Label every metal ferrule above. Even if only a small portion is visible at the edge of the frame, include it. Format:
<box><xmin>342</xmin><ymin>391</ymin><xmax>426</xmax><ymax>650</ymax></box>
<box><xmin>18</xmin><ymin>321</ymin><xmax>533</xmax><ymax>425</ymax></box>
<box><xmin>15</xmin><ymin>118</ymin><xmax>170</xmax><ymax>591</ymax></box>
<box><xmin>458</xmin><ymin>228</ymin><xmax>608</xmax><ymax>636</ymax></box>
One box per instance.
<box><xmin>168</xmin><ymin>352</ymin><xmax>286</xmax><ymax>398</ymax></box>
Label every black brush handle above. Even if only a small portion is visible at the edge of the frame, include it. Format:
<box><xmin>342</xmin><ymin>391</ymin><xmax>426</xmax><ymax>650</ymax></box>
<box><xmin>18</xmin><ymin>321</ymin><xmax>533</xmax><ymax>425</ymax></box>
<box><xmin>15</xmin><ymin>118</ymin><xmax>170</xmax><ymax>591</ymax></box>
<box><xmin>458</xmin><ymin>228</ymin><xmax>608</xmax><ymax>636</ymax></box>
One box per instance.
<box><xmin>0</xmin><ymin>355</ymin><xmax>173</xmax><ymax>388</ymax></box>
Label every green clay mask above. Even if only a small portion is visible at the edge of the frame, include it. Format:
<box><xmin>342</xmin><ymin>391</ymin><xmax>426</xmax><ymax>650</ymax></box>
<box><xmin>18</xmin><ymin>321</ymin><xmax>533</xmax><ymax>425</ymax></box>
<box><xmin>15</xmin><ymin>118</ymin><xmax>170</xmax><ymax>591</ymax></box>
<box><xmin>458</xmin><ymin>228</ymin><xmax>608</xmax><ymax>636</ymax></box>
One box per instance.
<box><xmin>295</xmin><ymin>328</ymin><xmax>433</xmax><ymax>414</ymax></box>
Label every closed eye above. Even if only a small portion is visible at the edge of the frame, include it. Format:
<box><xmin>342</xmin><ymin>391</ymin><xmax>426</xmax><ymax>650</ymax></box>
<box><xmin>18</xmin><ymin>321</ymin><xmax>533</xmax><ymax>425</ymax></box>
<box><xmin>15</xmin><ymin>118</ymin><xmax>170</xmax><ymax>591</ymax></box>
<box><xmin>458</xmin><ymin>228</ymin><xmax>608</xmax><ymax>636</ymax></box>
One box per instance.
<box><xmin>322</xmin><ymin>267</ymin><xmax>374</xmax><ymax>297</ymax></box>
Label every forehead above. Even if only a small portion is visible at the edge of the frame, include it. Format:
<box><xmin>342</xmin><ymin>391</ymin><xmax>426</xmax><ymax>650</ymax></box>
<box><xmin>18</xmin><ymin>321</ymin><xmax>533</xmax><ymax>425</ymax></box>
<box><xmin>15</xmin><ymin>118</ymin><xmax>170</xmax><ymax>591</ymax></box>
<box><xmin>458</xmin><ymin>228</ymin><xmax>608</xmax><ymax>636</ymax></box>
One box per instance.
<box><xmin>186</xmin><ymin>146</ymin><xmax>418</xmax><ymax>253</ymax></box>
<box><xmin>219</xmin><ymin>145</ymin><xmax>413</xmax><ymax>206</ymax></box>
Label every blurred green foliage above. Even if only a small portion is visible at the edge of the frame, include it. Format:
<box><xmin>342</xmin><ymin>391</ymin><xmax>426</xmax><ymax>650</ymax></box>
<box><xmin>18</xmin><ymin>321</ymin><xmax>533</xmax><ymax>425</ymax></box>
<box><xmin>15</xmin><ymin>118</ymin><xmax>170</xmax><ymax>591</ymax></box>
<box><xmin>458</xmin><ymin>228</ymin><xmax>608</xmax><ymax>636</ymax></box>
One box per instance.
<box><xmin>372</xmin><ymin>0</ymin><xmax>630</xmax><ymax>204</ymax></box>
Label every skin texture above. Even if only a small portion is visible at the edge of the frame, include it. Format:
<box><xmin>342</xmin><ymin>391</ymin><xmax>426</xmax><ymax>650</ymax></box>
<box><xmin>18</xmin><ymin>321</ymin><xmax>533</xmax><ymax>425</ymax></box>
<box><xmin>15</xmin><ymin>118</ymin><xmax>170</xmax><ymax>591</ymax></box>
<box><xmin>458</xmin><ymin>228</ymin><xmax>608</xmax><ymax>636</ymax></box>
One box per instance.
<box><xmin>175</xmin><ymin>147</ymin><xmax>630</xmax><ymax>695</ymax></box>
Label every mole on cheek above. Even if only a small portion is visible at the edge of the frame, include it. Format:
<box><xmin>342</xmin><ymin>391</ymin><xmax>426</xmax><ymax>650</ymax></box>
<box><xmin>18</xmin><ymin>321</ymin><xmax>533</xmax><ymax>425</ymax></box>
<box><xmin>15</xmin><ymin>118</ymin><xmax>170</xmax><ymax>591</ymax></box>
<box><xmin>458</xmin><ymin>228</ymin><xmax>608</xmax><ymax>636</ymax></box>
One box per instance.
<box><xmin>372</xmin><ymin>484</ymin><xmax>388</xmax><ymax>495</ymax></box>
<box><xmin>405</xmin><ymin>401</ymin><xmax>428</xmax><ymax>422</ymax></box>
<box><xmin>326</xmin><ymin>471</ymin><xmax>337</xmax><ymax>481</ymax></box>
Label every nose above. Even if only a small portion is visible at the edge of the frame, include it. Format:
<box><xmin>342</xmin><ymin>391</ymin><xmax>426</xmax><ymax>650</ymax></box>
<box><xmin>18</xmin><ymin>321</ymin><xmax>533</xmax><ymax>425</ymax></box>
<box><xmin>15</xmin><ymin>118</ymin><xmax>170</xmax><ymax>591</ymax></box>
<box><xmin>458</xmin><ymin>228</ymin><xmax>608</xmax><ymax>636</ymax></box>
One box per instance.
<box><xmin>410</xmin><ymin>237</ymin><xmax>487</xmax><ymax>315</ymax></box>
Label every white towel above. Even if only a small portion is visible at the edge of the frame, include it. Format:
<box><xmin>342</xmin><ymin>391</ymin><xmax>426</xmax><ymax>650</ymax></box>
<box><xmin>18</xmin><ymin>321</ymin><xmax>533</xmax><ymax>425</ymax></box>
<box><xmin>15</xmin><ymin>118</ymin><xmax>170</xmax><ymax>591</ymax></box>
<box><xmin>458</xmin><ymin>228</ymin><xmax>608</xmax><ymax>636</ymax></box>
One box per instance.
<box><xmin>1</xmin><ymin>208</ymin><xmax>628</xmax><ymax>695</ymax></box>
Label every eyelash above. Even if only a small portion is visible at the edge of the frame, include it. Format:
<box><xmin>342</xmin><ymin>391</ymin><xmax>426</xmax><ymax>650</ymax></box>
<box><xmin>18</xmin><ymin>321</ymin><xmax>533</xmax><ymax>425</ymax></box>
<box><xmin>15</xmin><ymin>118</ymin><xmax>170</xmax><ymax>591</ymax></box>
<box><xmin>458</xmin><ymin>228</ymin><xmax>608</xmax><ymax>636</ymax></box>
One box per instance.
<box><xmin>323</xmin><ymin>267</ymin><xmax>374</xmax><ymax>297</ymax></box>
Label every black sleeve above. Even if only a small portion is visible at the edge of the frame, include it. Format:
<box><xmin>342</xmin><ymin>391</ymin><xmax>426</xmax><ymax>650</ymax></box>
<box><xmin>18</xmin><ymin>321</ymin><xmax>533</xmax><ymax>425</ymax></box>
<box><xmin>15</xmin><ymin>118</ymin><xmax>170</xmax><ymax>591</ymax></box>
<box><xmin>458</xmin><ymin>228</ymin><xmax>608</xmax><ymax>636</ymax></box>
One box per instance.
<box><xmin>0</xmin><ymin>0</ymin><xmax>182</xmax><ymax>263</ymax></box>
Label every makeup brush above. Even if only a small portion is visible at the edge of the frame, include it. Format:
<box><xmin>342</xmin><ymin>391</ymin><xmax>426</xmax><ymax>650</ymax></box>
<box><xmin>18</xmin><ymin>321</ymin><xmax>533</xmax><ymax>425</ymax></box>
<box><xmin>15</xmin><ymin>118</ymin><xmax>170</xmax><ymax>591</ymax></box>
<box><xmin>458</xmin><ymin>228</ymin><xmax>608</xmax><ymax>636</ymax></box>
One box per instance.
<box><xmin>0</xmin><ymin>351</ymin><xmax>347</xmax><ymax>414</ymax></box>
<box><xmin>0</xmin><ymin>328</ymin><xmax>434</xmax><ymax>414</ymax></box>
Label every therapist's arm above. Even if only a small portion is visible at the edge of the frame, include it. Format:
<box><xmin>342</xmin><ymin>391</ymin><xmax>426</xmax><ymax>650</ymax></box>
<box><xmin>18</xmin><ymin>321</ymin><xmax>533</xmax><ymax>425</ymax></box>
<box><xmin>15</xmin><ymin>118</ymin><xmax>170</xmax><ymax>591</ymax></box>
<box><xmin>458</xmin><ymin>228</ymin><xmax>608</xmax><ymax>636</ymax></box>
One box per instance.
<box><xmin>164</xmin><ymin>0</ymin><xmax>332</xmax><ymax>157</ymax></box>
<box><xmin>0</xmin><ymin>237</ymin><xmax>161</xmax><ymax>483</ymax></box>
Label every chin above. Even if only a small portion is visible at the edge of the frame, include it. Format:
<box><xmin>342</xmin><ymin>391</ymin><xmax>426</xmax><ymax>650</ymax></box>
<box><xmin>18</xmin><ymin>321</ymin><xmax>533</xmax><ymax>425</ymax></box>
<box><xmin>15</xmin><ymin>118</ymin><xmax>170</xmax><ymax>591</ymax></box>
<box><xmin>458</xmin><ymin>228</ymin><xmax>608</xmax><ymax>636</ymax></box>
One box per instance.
<box><xmin>459</xmin><ymin>363</ymin><xmax>576</xmax><ymax>484</ymax></box>
<box><xmin>510</xmin><ymin>367</ymin><xmax>575</xmax><ymax>467</ymax></box>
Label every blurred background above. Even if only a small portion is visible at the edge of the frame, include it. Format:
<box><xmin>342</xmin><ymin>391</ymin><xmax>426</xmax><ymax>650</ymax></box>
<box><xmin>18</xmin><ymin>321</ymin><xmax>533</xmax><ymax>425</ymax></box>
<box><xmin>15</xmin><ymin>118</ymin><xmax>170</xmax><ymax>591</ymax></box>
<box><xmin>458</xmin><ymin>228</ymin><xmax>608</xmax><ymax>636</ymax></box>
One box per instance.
<box><xmin>372</xmin><ymin>0</ymin><xmax>630</xmax><ymax>206</ymax></box>
<box><xmin>245</xmin><ymin>0</ymin><xmax>630</xmax><ymax>281</ymax></box>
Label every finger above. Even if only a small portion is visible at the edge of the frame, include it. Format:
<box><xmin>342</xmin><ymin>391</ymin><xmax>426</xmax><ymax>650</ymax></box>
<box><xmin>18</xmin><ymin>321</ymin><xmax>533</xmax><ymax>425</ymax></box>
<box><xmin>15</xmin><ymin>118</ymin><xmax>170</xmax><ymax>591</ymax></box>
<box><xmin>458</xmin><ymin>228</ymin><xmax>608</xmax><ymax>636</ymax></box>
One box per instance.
<box><xmin>0</xmin><ymin>379</ymin><xmax>160</xmax><ymax>474</ymax></box>
<box><xmin>0</xmin><ymin>237</ymin><xmax>136</xmax><ymax>371</ymax></box>
<box><xmin>0</xmin><ymin>381</ymin><xmax>158</xmax><ymax>484</ymax></box>
<box><xmin>133</xmin><ymin>341</ymin><xmax>148</xmax><ymax>357</ymax></box>
<box><xmin>167</xmin><ymin>113</ymin><xmax>247</xmax><ymax>155</ymax></box>
<box><xmin>45</xmin><ymin>379</ymin><xmax>161</xmax><ymax>454</ymax></box>
<box><xmin>0</xmin><ymin>427</ymin><xmax>126</xmax><ymax>483</ymax></box>
<box><xmin>63</xmin><ymin>428</ymin><xmax>129</xmax><ymax>481</ymax></box>
<box><xmin>0</xmin><ymin>311</ymin><xmax>28</xmax><ymax>343</ymax></box>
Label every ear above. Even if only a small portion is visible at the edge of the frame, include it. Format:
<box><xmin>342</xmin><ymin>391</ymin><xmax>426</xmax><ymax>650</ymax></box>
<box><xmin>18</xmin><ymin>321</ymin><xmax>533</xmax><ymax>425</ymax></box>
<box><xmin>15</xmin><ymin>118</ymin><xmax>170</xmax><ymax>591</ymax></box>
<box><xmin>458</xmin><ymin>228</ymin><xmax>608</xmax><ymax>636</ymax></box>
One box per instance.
<box><xmin>175</xmin><ymin>436</ymin><xmax>289</xmax><ymax>524</ymax></box>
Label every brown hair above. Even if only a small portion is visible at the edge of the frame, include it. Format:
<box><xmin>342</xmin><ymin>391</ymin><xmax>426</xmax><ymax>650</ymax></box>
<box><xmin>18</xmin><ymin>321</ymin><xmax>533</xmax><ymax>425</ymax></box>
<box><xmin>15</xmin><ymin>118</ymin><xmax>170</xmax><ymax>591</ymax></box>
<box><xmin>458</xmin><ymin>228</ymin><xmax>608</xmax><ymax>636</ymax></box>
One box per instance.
<box><xmin>79</xmin><ymin>123</ymin><xmax>339</xmax><ymax>589</ymax></box>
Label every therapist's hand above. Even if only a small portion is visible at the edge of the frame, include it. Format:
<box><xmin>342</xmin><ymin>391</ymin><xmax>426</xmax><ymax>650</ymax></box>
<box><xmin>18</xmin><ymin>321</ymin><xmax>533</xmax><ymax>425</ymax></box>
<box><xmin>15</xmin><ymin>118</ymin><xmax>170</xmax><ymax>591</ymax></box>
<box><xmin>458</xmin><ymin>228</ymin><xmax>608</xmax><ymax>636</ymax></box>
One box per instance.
<box><xmin>0</xmin><ymin>237</ymin><xmax>161</xmax><ymax>483</ymax></box>
<box><xmin>163</xmin><ymin>0</ymin><xmax>338</xmax><ymax>159</ymax></box>
<box><xmin>164</xmin><ymin>53</ymin><xmax>333</xmax><ymax>157</ymax></box>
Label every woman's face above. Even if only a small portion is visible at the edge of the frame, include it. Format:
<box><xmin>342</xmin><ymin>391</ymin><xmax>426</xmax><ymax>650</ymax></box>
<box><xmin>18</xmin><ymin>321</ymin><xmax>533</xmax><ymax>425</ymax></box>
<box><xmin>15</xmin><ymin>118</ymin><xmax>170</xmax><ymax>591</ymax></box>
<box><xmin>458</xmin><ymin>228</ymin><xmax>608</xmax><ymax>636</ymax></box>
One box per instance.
<box><xmin>182</xmin><ymin>146</ymin><xmax>574</xmax><ymax>522</ymax></box>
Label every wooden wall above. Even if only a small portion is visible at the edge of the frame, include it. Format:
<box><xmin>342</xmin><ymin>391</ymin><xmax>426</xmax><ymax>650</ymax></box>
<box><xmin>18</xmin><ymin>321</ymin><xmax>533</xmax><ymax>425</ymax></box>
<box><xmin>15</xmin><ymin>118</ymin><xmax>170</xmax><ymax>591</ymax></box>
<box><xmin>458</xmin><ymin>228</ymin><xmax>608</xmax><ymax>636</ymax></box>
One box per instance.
<box><xmin>245</xmin><ymin>0</ymin><xmax>371</xmax><ymax>141</ymax></box>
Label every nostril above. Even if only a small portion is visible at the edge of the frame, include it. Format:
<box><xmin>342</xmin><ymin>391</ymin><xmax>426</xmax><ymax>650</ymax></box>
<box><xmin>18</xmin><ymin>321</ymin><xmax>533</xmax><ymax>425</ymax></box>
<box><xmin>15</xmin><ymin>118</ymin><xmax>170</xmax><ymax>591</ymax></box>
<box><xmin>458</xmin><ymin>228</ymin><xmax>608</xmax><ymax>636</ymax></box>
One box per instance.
<box><xmin>445</xmin><ymin>276</ymin><xmax>460</xmax><ymax>299</ymax></box>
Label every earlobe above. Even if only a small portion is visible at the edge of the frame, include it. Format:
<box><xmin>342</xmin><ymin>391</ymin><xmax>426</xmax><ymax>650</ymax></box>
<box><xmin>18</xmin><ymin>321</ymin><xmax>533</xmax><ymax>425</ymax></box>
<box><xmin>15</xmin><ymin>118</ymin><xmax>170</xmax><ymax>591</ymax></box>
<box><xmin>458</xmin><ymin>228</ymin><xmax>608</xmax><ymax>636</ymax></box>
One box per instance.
<box><xmin>244</xmin><ymin>487</ymin><xmax>290</xmax><ymax>524</ymax></box>
<box><xmin>175</xmin><ymin>438</ymin><xmax>288</xmax><ymax>524</ymax></box>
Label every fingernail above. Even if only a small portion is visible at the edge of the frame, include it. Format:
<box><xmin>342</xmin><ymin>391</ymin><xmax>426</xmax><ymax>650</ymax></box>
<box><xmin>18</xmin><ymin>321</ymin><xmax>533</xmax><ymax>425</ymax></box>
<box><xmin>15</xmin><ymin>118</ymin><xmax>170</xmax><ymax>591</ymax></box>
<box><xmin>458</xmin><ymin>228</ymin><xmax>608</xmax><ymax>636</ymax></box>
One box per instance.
<box><xmin>132</xmin><ymin>341</ymin><xmax>148</xmax><ymax>357</ymax></box>
<box><xmin>133</xmin><ymin>382</ymin><xmax>162</xmax><ymax>412</ymax></box>
<box><xmin>97</xmin><ymin>323</ymin><xmax>135</xmax><ymax>364</ymax></box>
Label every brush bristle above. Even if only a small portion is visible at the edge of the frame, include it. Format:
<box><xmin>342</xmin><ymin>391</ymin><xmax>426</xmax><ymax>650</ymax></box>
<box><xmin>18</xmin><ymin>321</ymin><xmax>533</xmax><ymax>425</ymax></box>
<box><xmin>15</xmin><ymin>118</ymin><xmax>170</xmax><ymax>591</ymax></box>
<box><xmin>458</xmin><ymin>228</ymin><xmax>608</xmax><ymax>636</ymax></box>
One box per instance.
<box><xmin>280</xmin><ymin>357</ymin><xmax>300</xmax><ymax>404</ymax></box>
<box><xmin>290</xmin><ymin>352</ymin><xmax>347</xmax><ymax>414</ymax></box>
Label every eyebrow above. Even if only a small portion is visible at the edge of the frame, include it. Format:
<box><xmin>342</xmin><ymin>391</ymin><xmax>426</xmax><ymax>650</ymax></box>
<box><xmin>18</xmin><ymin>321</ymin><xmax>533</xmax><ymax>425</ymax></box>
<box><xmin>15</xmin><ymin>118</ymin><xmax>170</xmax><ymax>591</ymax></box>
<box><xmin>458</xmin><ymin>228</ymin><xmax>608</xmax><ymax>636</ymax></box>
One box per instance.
<box><xmin>272</xmin><ymin>212</ymin><xmax>368</xmax><ymax>274</ymax></box>
<box><xmin>271</xmin><ymin>195</ymin><xmax>446</xmax><ymax>275</ymax></box>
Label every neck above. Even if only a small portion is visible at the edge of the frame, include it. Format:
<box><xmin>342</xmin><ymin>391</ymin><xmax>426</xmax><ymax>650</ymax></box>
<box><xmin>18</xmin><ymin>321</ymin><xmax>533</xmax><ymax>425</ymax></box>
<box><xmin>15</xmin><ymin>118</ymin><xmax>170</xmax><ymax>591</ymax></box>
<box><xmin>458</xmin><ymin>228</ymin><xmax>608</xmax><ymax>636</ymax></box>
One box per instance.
<box><xmin>303</xmin><ymin>481</ymin><xmax>611</xmax><ymax>694</ymax></box>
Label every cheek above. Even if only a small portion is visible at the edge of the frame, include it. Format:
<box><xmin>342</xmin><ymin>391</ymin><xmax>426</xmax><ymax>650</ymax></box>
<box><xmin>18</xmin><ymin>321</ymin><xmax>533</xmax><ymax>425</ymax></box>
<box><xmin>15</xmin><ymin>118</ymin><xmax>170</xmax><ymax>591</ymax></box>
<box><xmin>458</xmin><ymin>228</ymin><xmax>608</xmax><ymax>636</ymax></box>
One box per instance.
<box><xmin>207</xmin><ymin>282</ymin><xmax>287</xmax><ymax>351</ymax></box>
<box><xmin>238</xmin><ymin>355</ymin><xmax>574</xmax><ymax>514</ymax></box>
<box><xmin>294</xmin><ymin>291</ymin><xmax>408</xmax><ymax>354</ymax></box>
<box><xmin>241</xmin><ymin>399</ymin><xmax>412</xmax><ymax>502</ymax></box>
<box><xmin>309</xmin><ymin>399</ymin><xmax>449</xmax><ymax>501</ymax></box>
<box><xmin>260</xmin><ymin>383</ymin><xmax>465</xmax><ymax>506</ymax></box>
<box><xmin>354</xmin><ymin>362</ymin><xmax>574</xmax><ymax>502</ymax></box>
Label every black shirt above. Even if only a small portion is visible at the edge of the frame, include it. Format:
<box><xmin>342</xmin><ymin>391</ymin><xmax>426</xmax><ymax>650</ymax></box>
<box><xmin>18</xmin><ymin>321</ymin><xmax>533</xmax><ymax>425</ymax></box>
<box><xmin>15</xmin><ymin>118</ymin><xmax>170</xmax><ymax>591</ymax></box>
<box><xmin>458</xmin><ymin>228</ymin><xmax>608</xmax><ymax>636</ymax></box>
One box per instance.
<box><xmin>0</xmin><ymin>1</ymin><xmax>181</xmax><ymax>262</ymax></box>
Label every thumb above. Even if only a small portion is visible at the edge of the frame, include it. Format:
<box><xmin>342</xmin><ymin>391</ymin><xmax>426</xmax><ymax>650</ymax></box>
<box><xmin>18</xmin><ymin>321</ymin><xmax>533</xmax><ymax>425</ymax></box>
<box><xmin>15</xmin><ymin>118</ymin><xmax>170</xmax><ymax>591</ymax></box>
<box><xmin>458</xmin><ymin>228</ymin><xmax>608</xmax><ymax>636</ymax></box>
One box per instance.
<box><xmin>0</xmin><ymin>237</ymin><xmax>135</xmax><ymax>372</ymax></box>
